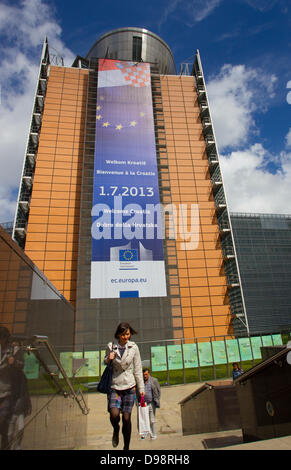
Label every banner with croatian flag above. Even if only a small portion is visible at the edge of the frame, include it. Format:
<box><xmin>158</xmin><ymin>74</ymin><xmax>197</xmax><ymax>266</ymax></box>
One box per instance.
<box><xmin>90</xmin><ymin>59</ymin><xmax>167</xmax><ymax>299</ymax></box>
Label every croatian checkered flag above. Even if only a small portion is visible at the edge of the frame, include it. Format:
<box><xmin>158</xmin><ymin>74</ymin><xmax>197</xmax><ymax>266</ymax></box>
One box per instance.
<box><xmin>98</xmin><ymin>59</ymin><xmax>150</xmax><ymax>88</ymax></box>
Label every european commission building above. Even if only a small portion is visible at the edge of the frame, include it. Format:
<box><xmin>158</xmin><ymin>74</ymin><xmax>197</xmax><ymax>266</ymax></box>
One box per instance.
<box><xmin>1</xmin><ymin>27</ymin><xmax>291</xmax><ymax>449</ymax></box>
<box><xmin>11</xmin><ymin>28</ymin><xmax>249</xmax><ymax>349</ymax></box>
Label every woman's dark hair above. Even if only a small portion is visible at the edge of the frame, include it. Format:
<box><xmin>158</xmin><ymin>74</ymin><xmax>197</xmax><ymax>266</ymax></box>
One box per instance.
<box><xmin>114</xmin><ymin>322</ymin><xmax>137</xmax><ymax>339</ymax></box>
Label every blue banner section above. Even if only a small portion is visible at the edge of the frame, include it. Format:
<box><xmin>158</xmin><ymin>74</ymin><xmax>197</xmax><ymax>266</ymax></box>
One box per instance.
<box><xmin>120</xmin><ymin>291</ymin><xmax>139</xmax><ymax>298</ymax></box>
<box><xmin>91</xmin><ymin>59</ymin><xmax>167</xmax><ymax>299</ymax></box>
<box><xmin>119</xmin><ymin>249</ymin><xmax>138</xmax><ymax>262</ymax></box>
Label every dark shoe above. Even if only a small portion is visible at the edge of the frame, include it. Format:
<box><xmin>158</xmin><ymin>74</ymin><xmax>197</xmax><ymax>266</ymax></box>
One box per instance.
<box><xmin>112</xmin><ymin>430</ymin><xmax>119</xmax><ymax>448</ymax></box>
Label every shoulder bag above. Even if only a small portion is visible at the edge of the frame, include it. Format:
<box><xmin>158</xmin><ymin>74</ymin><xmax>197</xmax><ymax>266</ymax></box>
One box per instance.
<box><xmin>97</xmin><ymin>344</ymin><xmax>113</xmax><ymax>394</ymax></box>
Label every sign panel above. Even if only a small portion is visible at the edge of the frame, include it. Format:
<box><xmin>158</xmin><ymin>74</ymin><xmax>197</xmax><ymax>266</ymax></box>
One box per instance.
<box><xmin>226</xmin><ymin>339</ymin><xmax>240</xmax><ymax>362</ymax></box>
<box><xmin>71</xmin><ymin>352</ymin><xmax>86</xmax><ymax>377</ymax></box>
<box><xmin>24</xmin><ymin>352</ymin><xmax>39</xmax><ymax>379</ymax></box>
<box><xmin>212</xmin><ymin>341</ymin><xmax>227</xmax><ymax>365</ymax></box>
<box><xmin>198</xmin><ymin>342</ymin><xmax>213</xmax><ymax>367</ymax></box>
<box><xmin>183</xmin><ymin>343</ymin><xmax>198</xmax><ymax>369</ymax></box>
<box><xmin>59</xmin><ymin>352</ymin><xmax>73</xmax><ymax>378</ymax></box>
<box><xmin>262</xmin><ymin>335</ymin><xmax>273</xmax><ymax>347</ymax></box>
<box><xmin>272</xmin><ymin>334</ymin><xmax>283</xmax><ymax>346</ymax></box>
<box><xmin>167</xmin><ymin>344</ymin><xmax>183</xmax><ymax>370</ymax></box>
<box><xmin>91</xmin><ymin>59</ymin><xmax>166</xmax><ymax>299</ymax></box>
<box><xmin>60</xmin><ymin>352</ymin><xmax>100</xmax><ymax>378</ymax></box>
<box><xmin>151</xmin><ymin>346</ymin><xmax>167</xmax><ymax>372</ymax></box>
<box><xmin>238</xmin><ymin>337</ymin><xmax>253</xmax><ymax>361</ymax></box>
<box><xmin>250</xmin><ymin>336</ymin><xmax>262</xmax><ymax>359</ymax></box>
<box><xmin>84</xmin><ymin>351</ymin><xmax>100</xmax><ymax>377</ymax></box>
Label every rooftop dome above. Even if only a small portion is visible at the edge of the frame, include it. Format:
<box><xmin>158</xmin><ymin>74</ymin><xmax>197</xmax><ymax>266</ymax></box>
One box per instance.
<box><xmin>86</xmin><ymin>27</ymin><xmax>176</xmax><ymax>75</ymax></box>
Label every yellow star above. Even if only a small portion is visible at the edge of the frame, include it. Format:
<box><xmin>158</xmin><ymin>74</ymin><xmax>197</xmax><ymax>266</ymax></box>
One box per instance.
<box><xmin>116</xmin><ymin>124</ymin><xmax>123</xmax><ymax>130</ymax></box>
<box><xmin>100</xmin><ymin>96</ymin><xmax>105</xmax><ymax>101</ymax></box>
<box><xmin>97</xmin><ymin>105</ymin><xmax>101</xmax><ymax>111</ymax></box>
<box><xmin>130</xmin><ymin>121</ymin><xmax>137</xmax><ymax>127</ymax></box>
<box><xmin>96</xmin><ymin>115</ymin><xmax>102</xmax><ymax>120</ymax></box>
<box><xmin>140</xmin><ymin>112</ymin><xmax>145</xmax><ymax>117</ymax></box>
<box><xmin>103</xmin><ymin>122</ymin><xmax>110</xmax><ymax>127</ymax></box>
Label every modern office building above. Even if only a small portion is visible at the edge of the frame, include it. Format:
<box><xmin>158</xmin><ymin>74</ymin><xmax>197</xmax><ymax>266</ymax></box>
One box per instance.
<box><xmin>7</xmin><ymin>210</ymin><xmax>291</xmax><ymax>338</ymax></box>
<box><xmin>230</xmin><ymin>213</ymin><xmax>291</xmax><ymax>335</ymax></box>
<box><xmin>12</xmin><ymin>28</ymin><xmax>248</xmax><ymax>349</ymax></box>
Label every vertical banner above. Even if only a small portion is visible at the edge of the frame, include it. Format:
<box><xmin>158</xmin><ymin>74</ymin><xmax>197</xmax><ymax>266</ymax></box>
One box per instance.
<box><xmin>91</xmin><ymin>59</ymin><xmax>167</xmax><ymax>299</ymax></box>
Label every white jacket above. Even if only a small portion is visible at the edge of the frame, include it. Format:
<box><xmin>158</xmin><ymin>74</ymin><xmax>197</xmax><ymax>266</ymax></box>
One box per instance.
<box><xmin>105</xmin><ymin>340</ymin><xmax>144</xmax><ymax>394</ymax></box>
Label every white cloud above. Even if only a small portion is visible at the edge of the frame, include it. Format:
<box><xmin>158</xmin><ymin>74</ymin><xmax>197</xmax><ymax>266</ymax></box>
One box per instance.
<box><xmin>286</xmin><ymin>128</ymin><xmax>291</xmax><ymax>148</ymax></box>
<box><xmin>243</xmin><ymin>0</ymin><xmax>279</xmax><ymax>12</ymax></box>
<box><xmin>0</xmin><ymin>0</ymin><xmax>75</xmax><ymax>223</ymax></box>
<box><xmin>220</xmin><ymin>142</ymin><xmax>291</xmax><ymax>214</ymax></box>
<box><xmin>184</xmin><ymin>0</ymin><xmax>222</xmax><ymax>22</ymax></box>
<box><xmin>159</xmin><ymin>0</ymin><xmax>222</xmax><ymax>29</ymax></box>
<box><xmin>206</xmin><ymin>64</ymin><xmax>277</xmax><ymax>150</ymax></box>
<box><xmin>206</xmin><ymin>62</ymin><xmax>291</xmax><ymax>214</ymax></box>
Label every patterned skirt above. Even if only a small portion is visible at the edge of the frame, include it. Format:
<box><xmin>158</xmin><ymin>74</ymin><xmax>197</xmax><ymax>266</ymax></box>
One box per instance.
<box><xmin>107</xmin><ymin>386</ymin><xmax>136</xmax><ymax>413</ymax></box>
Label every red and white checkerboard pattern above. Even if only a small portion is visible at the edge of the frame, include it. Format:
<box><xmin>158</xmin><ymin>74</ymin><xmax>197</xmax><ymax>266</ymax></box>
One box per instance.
<box><xmin>118</xmin><ymin>63</ymin><xmax>150</xmax><ymax>88</ymax></box>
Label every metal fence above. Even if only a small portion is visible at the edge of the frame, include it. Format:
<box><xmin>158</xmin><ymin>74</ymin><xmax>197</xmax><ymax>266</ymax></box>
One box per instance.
<box><xmin>23</xmin><ymin>331</ymin><xmax>291</xmax><ymax>386</ymax></box>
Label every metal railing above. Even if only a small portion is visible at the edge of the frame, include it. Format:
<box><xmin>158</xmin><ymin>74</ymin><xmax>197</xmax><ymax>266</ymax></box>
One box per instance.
<box><xmin>71</xmin><ymin>330</ymin><xmax>290</xmax><ymax>389</ymax></box>
<box><xmin>34</xmin><ymin>336</ymin><xmax>89</xmax><ymax>415</ymax></box>
<box><xmin>22</xmin><ymin>335</ymin><xmax>89</xmax><ymax>416</ymax></box>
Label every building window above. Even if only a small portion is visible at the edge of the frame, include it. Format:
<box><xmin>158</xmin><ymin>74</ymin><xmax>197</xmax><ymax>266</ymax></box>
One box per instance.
<box><xmin>132</xmin><ymin>36</ymin><xmax>142</xmax><ymax>62</ymax></box>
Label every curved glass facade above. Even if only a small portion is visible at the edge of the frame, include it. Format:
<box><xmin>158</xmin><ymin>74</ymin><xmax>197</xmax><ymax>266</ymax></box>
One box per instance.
<box><xmin>86</xmin><ymin>27</ymin><xmax>177</xmax><ymax>75</ymax></box>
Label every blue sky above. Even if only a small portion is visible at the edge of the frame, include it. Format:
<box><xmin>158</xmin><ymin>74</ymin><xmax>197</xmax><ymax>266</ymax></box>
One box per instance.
<box><xmin>0</xmin><ymin>0</ymin><xmax>291</xmax><ymax>221</ymax></box>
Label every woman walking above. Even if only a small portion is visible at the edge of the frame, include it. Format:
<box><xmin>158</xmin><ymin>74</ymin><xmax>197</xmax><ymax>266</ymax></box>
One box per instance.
<box><xmin>104</xmin><ymin>322</ymin><xmax>144</xmax><ymax>451</ymax></box>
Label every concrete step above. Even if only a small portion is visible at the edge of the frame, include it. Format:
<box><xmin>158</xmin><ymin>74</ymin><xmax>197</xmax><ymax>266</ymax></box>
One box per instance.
<box><xmin>76</xmin><ymin>382</ymin><xmax>291</xmax><ymax>451</ymax></box>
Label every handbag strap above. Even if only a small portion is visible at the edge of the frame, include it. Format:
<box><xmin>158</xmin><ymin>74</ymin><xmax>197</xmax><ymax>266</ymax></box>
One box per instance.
<box><xmin>107</xmin><ymin>339</ymin><xmax>115</xmax><ymax>364</ymax></box>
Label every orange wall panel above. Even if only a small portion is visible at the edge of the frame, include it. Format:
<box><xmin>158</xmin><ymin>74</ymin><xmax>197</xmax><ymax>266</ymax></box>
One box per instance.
<box><xmin>24</xmin><ymin>66</ymin><xmax>88</xmax><ymax>305</ymax></box>
<box><xmin>161</xmin><ymin>75</ymin><xmax>232</xmax><ymax>340</ymax></box>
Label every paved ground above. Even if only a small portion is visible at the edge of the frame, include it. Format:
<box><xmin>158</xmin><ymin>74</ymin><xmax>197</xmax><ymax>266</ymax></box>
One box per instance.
<box><xmin>77</xmin><ymin>381</ymin><xmax>291</xmax><ymax>451</ymax></box>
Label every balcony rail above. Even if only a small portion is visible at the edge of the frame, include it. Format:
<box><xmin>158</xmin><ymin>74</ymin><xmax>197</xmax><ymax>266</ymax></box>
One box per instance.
<box><xmin>211</xmin><ymin>165</ymin><xmax>221</xmax><ymax>181</ymax></box>
<box><xmin>27</xmin><ymin>143</ymin><xmax>38</xmax><ymax>154</ymax></box>
<box><xmin>211</xmin><ymin>167</ymin><xmax>222</xmax><ymax>191</ymax></box>
<box><xmin>34</xmin><ymin>105</ymin><xmax>43</xmax><ymax>114</ymax></box>
<box><xmin>218</xmin><ymin>213</ymin><xmax>230</xmax><ymax>231</ymax></box>
<box><xmin>205</xmin><ymin>135</ymin><xmax>215</xmax><ymax>145</ymax></box>
<box><xmin>207</xmin><ymin>153</ymin><xmax>218</xmax><ymax>166</ymax></box>
<box><xmin>197</xmin><ymin>85</ymin><xmax>205</xmax><ymax>94</ymax></box>
<box><xmin>30</xmin><ymin>125</ymin><xmax>41</xmax><ymax>134</ymax></box>
<box><xmin>23</xmin><ymin>167</ymin><xmax>33</xmax><ymax>177</ymax></box>
<box><xmin>226</xmin><ymin>273</ymin><xmax>240</xmax><ymax>285</ymax></box>
<box><xmin>202</xmin><ymin>117</ymin><xmax>211</xmax><ymax>128</ymax></box>
<box><xmin>14</xmin><ymin>219</ymin><xmax>27</xmax><ymax>229</ymax></box>
<box><xmin>222</xmin><ymin>244</ymin><xmax>235</xmax><ymax>258</ymax></box>
<box><xmin>215</xmin><ymin>186</ymin><xmax>226</xmax><ymax>207</ymax></box>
